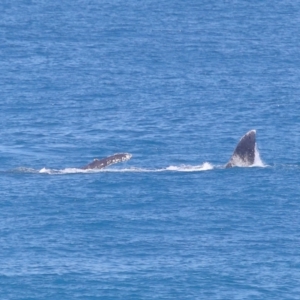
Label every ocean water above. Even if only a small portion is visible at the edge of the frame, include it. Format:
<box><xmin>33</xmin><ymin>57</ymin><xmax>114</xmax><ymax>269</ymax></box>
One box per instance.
<box><xmin>1</xmin><ymin>1</ymin><xmax>300</xmax><ymax>299</ymax></box>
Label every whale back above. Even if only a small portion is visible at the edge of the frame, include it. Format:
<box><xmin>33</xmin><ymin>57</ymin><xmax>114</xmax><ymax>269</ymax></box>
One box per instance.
<box><xmin>81</xmin><ymin>153</ymin><xmax>132</xmax><ymax>170</ymax></box>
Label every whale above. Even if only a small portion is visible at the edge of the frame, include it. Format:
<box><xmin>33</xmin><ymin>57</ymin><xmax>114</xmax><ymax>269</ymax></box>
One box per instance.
<box><xmin>80</xmin><ymin>153</ymin><xmax>132</xmax><ymax>170</ymax></box>
<box><xmin>225</xmin><ymin>130</ymin><xmax>256</xmax><ymax>168</ymax></box>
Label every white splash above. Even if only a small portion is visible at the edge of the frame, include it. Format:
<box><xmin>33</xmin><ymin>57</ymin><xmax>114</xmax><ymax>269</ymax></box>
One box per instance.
<box><xmin>251</xmin><ymin>145</ymin><xmax>266</xmax><ymax>167</ymax></box>
<box><xmin>166</xmin><ymin>162</ymin><xmax>214</xmax><ymax>172</ymax></box>
<box><xmin>39</xmin><ymin>167</ymin><xmax>104</xmax><ymax>174</ymax></box>
<box><xmin>37</xmin><ymin>162</ymin><xmax>214</xmax><ymax>174</ymax></box>
<box><xmin>39</xmin><ymin>167</ymin><xmax>53</xmax><ymax>173</ymax></box>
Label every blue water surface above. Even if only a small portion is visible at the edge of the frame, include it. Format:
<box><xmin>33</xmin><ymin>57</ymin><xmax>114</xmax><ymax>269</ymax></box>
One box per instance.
<box><xmin>0</xmin><ymin>1</ymin><xmax>300</xmax><ymax>299</ymax></box>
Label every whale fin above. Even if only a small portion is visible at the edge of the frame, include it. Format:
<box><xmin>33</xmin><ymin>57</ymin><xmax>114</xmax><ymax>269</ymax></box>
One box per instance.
<box><xmin>80</xmin><ymin>153</ymin><xmax>132</xmax><ymax>170</ymax></box>
<box><xmin>225</xmin><ymin>130</ymin><xmax>256</xmax><ymax>168</ymax></box>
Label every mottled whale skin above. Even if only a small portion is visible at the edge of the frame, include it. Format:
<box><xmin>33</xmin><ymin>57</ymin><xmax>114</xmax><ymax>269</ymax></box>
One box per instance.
<box><xmin>80</xmin><ymin>153</ymin><xmax>132</xmax><ymax>170</ymax></box>
<box><xmin>225</xmin><ymin>130</ymin><xmax>256</xmax><ymax>168</ymax></box>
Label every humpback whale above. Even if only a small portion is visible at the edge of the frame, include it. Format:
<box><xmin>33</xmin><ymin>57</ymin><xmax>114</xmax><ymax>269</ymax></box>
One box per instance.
<box><xmin>225</xmin><ymin>130</ymin><xmax>256</xmax><ymax>168</ymax></box>
<box><xmin>80</xmin><ymin>153</ymin><xmax>132</xmax><ymax>170</ymax></box>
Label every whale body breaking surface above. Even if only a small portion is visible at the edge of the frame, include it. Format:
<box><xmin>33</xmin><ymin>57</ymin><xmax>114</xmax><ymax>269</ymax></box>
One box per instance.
<box><xmin>225</xmin><ymin>130</ymin><xmax>257</xmax><ymax>168</ymax></box>
<box><xmin>80</xmin><ymin>153</ymin><xmax>132</xmax><ymax>170</ymax></box>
